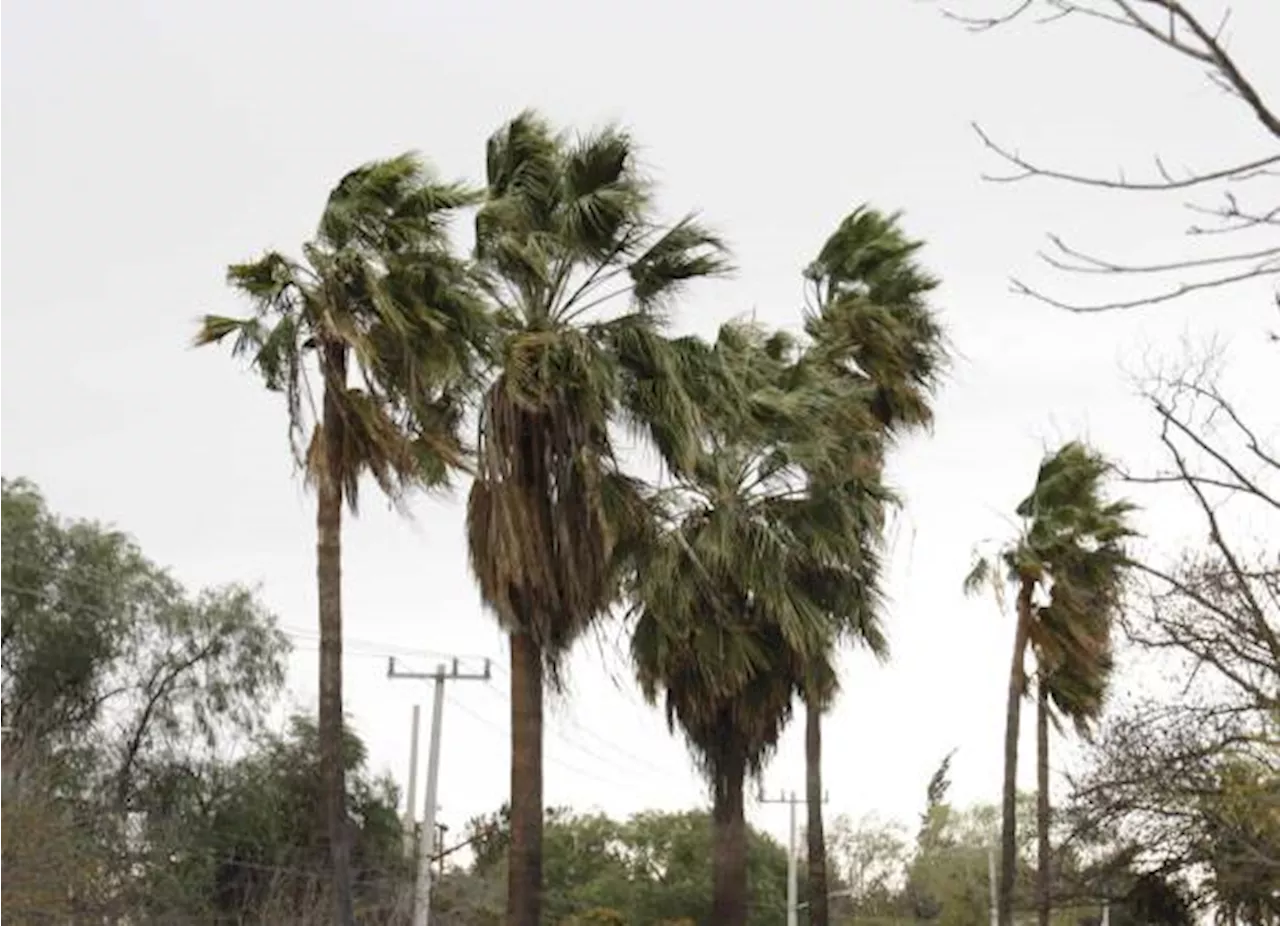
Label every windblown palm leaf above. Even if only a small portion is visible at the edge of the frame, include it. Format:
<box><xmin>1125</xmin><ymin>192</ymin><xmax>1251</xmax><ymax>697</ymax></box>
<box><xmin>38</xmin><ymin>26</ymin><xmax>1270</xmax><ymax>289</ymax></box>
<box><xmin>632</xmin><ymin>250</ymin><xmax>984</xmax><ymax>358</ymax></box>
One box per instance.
<box><xmin>803</xmin><ymin>207</ymin><xmax>947</xmax><ymax>435</ymax></box>
<box><xmin>197</xmin><ymin>155</ymin><xmax>488</xmax><ymax>502</ymax></box>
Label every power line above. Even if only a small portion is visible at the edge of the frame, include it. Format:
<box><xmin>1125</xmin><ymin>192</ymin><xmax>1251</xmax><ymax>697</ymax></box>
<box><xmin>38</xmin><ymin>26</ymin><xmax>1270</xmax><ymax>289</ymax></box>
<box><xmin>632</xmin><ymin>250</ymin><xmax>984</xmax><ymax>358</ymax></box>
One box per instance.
<box><xmin>7</xmin><ymin>573</ymin><xmax>684</xmax><ymax>787</ymax></box>
<box><xmin>443</xmin><ymin>693</ymin><xmax>632</xmax><ymax>790</ymax></box>
<box><xmin>3</xmin><ymin>578</ymin><xmax>474</xmax><ymax>655</ymax></box>
<box><xmin>483</xmin><ymin>657</ymin><xmax>688</xmax><ymax>782</ymax></box>
<box><xmin>473</xmin><ymin>678</ymin><xmax>690</xmax><ymax>785</ymax></box>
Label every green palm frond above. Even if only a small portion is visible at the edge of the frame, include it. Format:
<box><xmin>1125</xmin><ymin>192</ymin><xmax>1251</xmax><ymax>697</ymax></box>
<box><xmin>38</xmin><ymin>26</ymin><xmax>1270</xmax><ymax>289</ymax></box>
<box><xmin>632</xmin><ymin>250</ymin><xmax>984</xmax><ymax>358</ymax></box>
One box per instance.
<box><xmin>475</xmin><ymin>112</ymin><xmax>730</xmax><ymax>327</ymax></box>
<box><xmin>803</xmin><ymin>206</ymin><xmax>947</xmax><ymax>436</ymax></box>
<box><xmin>628</xmin><ymin>217</ymin><xmax>731</xmax><ymax>310</ymax></box>
<box><xmin>975</xmin><ymin>441</ymin><xmax>1137</xmax><ymax>726</ymax></box>
<box><xmin>466</xmin><ymin>112</ymin><xmax>730</xmax><ymax>675</ymax></box>
<box><xmin>625</xmin><ymin>319</ymin><xmax>894</xmax><ymax>790</ymax></box>
<box><xmin>198</xmin><ymin>154</ymin><xmax>488</xmax><ymax>507</ymax></box>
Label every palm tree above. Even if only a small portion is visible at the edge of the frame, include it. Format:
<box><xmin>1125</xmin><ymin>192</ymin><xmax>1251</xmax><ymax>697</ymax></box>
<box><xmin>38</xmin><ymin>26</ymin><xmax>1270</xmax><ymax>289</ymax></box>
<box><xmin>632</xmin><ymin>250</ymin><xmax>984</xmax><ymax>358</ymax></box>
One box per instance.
<box><xmin>629</xmin><ymin>323</ymin><xmax>884</xmax><ymax>926</ymax></box>
<box><xmin>463</xmin><ymin>111</ymin><xmax>729</xmax><ymax>926</ymax></box>
<box><xmin>196</xmin><ymin>156</ymin><xmax>487</xmax><ymax>925</ymax></box>
<box><xmin>796</xmin><ymin>206</ymin><xmax>947</xmax><ymax>926</ymax></box>
<box><xmin>964</xmin><ymin>442</ymin><xmax>1135</xmax><ymax>926</ymax></box>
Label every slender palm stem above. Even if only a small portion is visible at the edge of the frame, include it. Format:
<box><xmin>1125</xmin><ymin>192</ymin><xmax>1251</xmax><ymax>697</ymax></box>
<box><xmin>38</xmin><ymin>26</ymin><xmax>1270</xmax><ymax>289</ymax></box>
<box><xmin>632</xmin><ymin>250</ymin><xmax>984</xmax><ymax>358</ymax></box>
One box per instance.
<box><xmin>318</xmin><ymin>353</ymin><xmax>355</xmax><ymax>926</ymax></box>
<box><xmin>1000</xmin><ymin>579</ymin><xmax>1034</xmax><ymax>926</ymax></box>
<box><xmin>805</xmin><ymin>694</ymin><xmax>830</xmax><ymax>926</ymax></box>
<box><xmin>1037</xmin><ymin>676</ymin><xmax>1051</xmax><ymax>926</ymax></box>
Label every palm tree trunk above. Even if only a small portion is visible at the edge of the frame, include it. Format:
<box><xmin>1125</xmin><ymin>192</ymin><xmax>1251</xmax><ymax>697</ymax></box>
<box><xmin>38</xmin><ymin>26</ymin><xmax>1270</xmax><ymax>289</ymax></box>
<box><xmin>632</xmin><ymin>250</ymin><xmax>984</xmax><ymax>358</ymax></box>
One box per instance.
<box><xmin>1036</xmin><ymin>675</ymin><xmax>1051</xmax><ymax>926</ymax></box>
<box><xmin>318</xmin><ymin>363</ymin><xmax>356</xmax><ymax>926</ymax></box>
<box><xmin>805</xmin><ymin>693</ymin><xmax>830</xmax><ymax>926</ymax></box>
<box><xmin>999</xmin><ymin>579</ymin><xmax>1034</xmax><ymax>926</ymax></box>
<box><xmin>507</xmin><ymin>628</ymin><xmax>543</xmax><ymax>926</ymax></box>
<box><xmin>712</xmin><ymin>748</ymin><xmax>749</xmax><ymax>926</ymax></box>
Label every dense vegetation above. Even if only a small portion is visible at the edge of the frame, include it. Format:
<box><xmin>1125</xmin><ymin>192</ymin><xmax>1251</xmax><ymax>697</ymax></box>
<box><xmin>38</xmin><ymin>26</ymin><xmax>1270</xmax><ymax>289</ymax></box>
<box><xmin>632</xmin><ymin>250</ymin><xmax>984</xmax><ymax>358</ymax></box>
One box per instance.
<box><xmin>4</xmin><ymin>3</ymin><xmax>1278</xmax><ymax>925</ymax></box>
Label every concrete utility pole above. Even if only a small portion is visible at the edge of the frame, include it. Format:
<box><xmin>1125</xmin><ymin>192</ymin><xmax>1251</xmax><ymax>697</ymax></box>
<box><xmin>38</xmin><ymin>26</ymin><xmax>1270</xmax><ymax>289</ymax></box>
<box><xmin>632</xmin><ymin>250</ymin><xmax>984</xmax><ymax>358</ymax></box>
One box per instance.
<box><xmin>988</xmin><ymin>847</ymin><xmax>999</xmax><ymax>926</ymax></box>
<box><xmin>760</xmin><ymin>788</ymin><xmax>826</xmax><ymax>926</ymax></box>
<box><xmin>403</xmin><ymin>704</ymin><xmax>422</xmax><ymax>856</ymax></box>
<box><xmin>389</xmin><ymin>657</ymin><xmax>491</xmax><ymax>926</ymax></box>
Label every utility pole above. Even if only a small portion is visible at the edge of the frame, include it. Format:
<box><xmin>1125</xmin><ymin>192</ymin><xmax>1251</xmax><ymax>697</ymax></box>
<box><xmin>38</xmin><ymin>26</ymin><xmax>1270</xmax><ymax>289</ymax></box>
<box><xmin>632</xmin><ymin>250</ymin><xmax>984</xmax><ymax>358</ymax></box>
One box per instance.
<box><xmin>759</xmin><ymin>788</ymin><xmax>824</xmax><ymax>926</ymax></box>
<box><xmin>988</xmin><ymin>847</ymin><xmax>999</xmax><ymax>926</ymax></box>
<box><xmin>403</xmin><ymin>704</ymin><xmax>422</xmax><ymax>856</ymax></box>
<box><xmin>389</xmin><ymin>657</ymin><xmax>491</xmax><ymax>926</ymax></box>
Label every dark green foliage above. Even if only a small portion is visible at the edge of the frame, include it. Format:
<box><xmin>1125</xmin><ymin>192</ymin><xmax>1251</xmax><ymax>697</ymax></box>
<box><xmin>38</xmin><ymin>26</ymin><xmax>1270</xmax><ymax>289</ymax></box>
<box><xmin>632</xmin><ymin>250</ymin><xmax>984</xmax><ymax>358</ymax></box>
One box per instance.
<box><xmin>629</xmin><ymin>321</ymin><xmax>888</xmax><ymax>781</ymax></box>
<box><xmin>1</xmin><ymin>478</ymin><xmax>288</xmax><ymax>803</ymax></box>
<box><xmin>1114</xmin><ymin>873</ymin><xmax>1195</xmax><ymax>926</ymax></box>
<box><xmin>447</xmin><ymin>806</ymin><xmax>791</xmax><ymax>926</ymax></box>
<box><xmin>467</xmin><ymin>110</ymin><xmax>731</xmax><ymax>671</ymax></box>
<box><xmin>1</xmin><ymin>478</ymin><xmax>303</xmax><ymax>923</ymax></box>
<box><xmin>189</xmin><ymin>715</ymin><xmax>407</xmax><ymax>921</ymax></box>
<box><xmin>802</xmin><ymin>206</ymin><xmax>947</xmax><ymax>437</ymax></box>
<box><xmin>197</xmin><ymin>153</ymin><xmax>488</xmax><ymax>505</ymax></box>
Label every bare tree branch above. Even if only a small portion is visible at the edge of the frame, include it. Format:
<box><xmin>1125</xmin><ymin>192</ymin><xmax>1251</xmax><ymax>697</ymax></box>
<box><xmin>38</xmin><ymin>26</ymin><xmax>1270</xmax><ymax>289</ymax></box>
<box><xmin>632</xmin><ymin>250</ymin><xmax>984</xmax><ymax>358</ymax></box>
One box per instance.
<box><xmin>972</xmin><ymin>124</ymin><xmax>1280</xmax><ymax>192</ymax></box>
<box><xmin>941</xmin><ymin>1</ymin><xmax>1280</xmax><ymax>313</ymax></box>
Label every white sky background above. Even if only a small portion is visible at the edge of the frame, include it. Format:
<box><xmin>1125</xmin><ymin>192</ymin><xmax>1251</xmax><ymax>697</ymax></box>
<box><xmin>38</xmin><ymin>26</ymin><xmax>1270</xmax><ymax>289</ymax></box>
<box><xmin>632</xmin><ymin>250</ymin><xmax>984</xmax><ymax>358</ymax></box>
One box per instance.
<box><xmin>3</xmin><ymin>0</ymin><xmax>1278</xmax><ymax>851</ymax></box>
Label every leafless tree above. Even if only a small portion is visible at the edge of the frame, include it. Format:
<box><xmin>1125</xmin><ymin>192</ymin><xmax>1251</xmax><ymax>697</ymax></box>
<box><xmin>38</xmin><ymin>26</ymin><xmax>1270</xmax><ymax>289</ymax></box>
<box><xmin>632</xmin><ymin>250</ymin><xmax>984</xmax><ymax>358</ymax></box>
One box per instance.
<box><xmin>938</xmin><ymin>0</ymin><xmax>1279</xmax><ymax>313</ymax></box>
<box><xmin>1062</xmin><ymin>355</ymin><xmax>1279</xmax><ymax>914</ymax></box>
<box><xmin>1121</xmin><ymin>356</ymin><xmax>1278</xmax><ymax>716</ymax></box>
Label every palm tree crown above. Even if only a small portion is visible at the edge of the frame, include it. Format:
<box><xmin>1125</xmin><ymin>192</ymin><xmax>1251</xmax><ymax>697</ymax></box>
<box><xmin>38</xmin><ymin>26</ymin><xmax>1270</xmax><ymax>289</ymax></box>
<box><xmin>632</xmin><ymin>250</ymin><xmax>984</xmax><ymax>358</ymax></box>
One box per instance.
<box><xmin>463</xmin><ymin>111</ymin><xmax>730</xmax><ymax>926</ymax></box>
<box><xmin>967</xmin><ymin>440</ymin><xmax>1135</xmax><ymax>672</ymax></box>
<box><xmin>803</xmin><ymin>206</ymin><xmax>947</xmax><ymax>436</ymax></box>
<box><xmin>197</xmin><ymin>154</ymin><xmax>489</xmax><ymax>499</ymax></box>
<box><xmin>467</xmin><ymin>110</ymin><xmax>730</xmax><ymax>667</ymax></box>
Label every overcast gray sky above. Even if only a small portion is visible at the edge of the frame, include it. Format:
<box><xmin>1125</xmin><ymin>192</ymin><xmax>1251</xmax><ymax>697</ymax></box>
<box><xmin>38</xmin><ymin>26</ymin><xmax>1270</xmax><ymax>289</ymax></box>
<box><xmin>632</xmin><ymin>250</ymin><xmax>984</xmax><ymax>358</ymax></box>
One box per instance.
<box><xmin>3</xmin><ymin>0</ymin><xmax>1277</xmax><ymax>849</ymax></box>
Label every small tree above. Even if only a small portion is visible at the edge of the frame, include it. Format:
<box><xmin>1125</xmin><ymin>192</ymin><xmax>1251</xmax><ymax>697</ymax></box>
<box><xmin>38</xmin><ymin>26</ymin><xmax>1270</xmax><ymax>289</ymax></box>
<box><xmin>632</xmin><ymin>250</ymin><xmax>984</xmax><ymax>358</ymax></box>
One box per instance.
<box><xmin>965</xmin><ymin>442</ymin><xmax>1136</xmax><ymax>926</ymax></box>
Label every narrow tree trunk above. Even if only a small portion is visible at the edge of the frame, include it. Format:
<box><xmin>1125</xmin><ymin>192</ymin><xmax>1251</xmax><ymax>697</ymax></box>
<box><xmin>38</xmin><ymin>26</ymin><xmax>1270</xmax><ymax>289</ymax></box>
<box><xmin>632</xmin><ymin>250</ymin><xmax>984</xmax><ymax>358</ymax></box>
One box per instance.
<box><xmin>805</xmin><ymin>693</ymin><xmax>830</xmax><ymax>926</ymax></box>
<box><xmin>317</xmin><ymin>364</ymin><xmax>355</xmax><ymax>926</ymax></box>
<box><xmin>1036</xmin><ymin>675</ymin><xmax>1051</xmax><ymax>926</ymax></box>
<box><xmin>999</xmin><ymin>579</ymin><xmax>1034</xmax><ymax>926</ymax></box>
<box><xmin>507</xmin><ymin>629</ymin><xmax>543</xmax><ymax>926</ymax></box>
<box><xmin>712</xmin><ymin>748</ymin><xmax>749</xmax><ymax>926</ymax></box>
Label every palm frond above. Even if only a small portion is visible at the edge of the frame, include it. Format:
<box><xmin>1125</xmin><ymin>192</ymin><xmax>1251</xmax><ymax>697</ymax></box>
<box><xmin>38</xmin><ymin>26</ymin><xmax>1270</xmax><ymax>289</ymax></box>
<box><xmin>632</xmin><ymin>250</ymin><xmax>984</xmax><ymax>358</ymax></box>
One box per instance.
<box><xmin>978</xmin><ymin>440</ymin><xmax>1138</xmax><ymax>732</ymax></box>
<box><xmin>629</xmin><ymin>216</ymin><xmax>732</xmax><ymax>310</ymax></box>
<box><xmin>802</xmin><ymin>206</ymin><xmax>947</xmax><ymax>436</ymax></box>
<box><xmin>200</xmin><ymin>155</ymin><xmax>485</xmax><ymax>497</ymax></box>
<box><xmin>467</xmin><ymin>111</ymin><xmax>729</xmax><ymax>674</ymax></box>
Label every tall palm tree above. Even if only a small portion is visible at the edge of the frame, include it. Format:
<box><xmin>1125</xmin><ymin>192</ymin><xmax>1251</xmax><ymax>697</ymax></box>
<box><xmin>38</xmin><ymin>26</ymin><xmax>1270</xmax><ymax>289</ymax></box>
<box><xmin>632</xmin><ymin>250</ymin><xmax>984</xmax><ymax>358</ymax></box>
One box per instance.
<box><xmin>463</xmin><ymin>111</ymin><xmax>729</xmax><ymax>926</ymax></box>
<box><xmin>196</xmin><ymin>156</ymin><xmax>487</xmax><ymax>925</ymax></box>
<box><xmin>796</xmin><ymin>206</ymin><xmax>947</xmax><ymax>926</ymax></box>
<box><xmin>964</xmin><ymin>442</ymin><xmax>1135</xmax><ymax>926</ymax></box>
<box><xmin>630</xmin><ymin>323</ymin><xmax>884</xmax><ymax>926</ymax></box>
